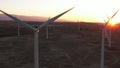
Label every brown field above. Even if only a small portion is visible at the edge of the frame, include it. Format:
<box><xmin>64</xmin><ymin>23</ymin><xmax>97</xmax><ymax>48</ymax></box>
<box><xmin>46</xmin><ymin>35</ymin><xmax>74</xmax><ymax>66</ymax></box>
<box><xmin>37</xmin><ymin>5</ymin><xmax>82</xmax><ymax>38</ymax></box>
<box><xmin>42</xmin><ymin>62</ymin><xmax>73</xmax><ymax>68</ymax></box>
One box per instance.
<box><xmin>0</xmin><ymin>21</ymin><xmax>120</xmax><ymax>68</ymax></box>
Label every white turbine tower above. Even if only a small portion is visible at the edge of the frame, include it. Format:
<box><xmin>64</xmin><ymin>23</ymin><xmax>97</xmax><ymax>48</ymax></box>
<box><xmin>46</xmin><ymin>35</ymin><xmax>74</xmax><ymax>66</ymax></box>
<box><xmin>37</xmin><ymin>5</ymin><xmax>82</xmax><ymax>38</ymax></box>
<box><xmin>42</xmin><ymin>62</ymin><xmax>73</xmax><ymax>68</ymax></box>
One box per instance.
<box><xmin>0</xmin><ymin>7</ymin><xmax>73</xmax><ymax>68</ymax></box>
<box><xmin>100</xmin><ymin>9</ymin><xmax>119</xmax><ymax>68</ymax></box>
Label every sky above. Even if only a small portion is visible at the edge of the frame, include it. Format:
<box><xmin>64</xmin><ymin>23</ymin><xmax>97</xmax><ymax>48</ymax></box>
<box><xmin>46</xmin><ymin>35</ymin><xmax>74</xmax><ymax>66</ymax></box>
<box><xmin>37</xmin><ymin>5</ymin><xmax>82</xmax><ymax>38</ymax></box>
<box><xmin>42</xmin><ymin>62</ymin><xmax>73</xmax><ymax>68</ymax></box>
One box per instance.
<box><xmin>0</xmin><ymin>0</ymin><xmax>120</xmax><ymax>23</ymax></box>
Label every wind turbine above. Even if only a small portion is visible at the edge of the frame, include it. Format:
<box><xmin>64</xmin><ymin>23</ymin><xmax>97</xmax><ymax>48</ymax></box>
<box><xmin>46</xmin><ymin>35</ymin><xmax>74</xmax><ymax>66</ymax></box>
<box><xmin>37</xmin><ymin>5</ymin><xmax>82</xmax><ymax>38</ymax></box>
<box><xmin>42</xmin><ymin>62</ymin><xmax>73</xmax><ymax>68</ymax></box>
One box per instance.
<box><xmin>46</xmin><ymin>17</ymin><xmax>50</xmax><ymax>39</ymax></box>
<box><xmin>100</xmin><ymin>9</ymin><xmax>119</xmax><ymax>68</ymax></box>
<box><xmin>0</xmin><ymin>7</ymin><xmax>73</xmax><ymax>68</ymax></box>
<box><xmin>105</xmin><ymin>10</ymin><xmax>119</xmax><ymax>48</ymax></box>
<box><xmin>45</xmin><ymin>17</ymin><xmax>64</xmax><ymax>39</ymax></box>
<box><xmin>77</xmin><ymin>20</ymin><xmax>81</xmax><ymax>32</ymax></box>
<box><xmin>17</xmin><ymin>23</ymin><xmax>20</xmax><ymax>36</ymax></box>
<box><xmin>46</xmin><ymin>24</ymin><xmax>49</xmax><ymax>39</ymax></box>
<box><xmin>46</xmin><ymin>24</ymin><xmax>63</xmax><ymax>39</ymax></box>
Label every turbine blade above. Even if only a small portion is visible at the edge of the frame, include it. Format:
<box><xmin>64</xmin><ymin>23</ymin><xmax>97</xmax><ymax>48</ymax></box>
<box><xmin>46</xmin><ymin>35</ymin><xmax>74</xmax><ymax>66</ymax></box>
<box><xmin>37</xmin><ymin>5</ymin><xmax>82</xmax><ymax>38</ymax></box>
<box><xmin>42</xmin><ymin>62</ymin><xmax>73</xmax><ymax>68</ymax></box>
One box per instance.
<box><xmin>111</xmin><ymin>9</ymin><xmax>119</xmax><ymax>19</ymax></box>
<box><xmin>0</xmin><ymin>10</ymin><xmax>36</xmax><ymax>30</ymax></box>
<box><xmin>104</xmin><ymin>19</ymin><xmax>108</xmax><ymax>26</ymax></box>
<box><xmin>38</xmin><ymin>7</ymin><xmax>74</xmax><ymax>29</ymax></box>
<box><xmin>107</xmin><ymin>9</ymin><xmax>119</xmax><ymax>23</ymax></box>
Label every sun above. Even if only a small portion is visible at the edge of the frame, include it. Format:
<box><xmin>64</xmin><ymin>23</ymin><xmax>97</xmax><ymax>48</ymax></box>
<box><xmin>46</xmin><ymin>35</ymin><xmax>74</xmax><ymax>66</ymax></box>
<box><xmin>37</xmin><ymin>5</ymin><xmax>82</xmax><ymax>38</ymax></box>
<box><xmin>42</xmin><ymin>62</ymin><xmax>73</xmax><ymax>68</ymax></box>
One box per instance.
<box><xmin>108</xmin><ymin>19</ymin><xmax>119</xmax><ymax>27</ymax></box>
<box><xmin>109</xmin><ymin>22</ymin><xmax>116</xmax><ymax>26</ymax></box>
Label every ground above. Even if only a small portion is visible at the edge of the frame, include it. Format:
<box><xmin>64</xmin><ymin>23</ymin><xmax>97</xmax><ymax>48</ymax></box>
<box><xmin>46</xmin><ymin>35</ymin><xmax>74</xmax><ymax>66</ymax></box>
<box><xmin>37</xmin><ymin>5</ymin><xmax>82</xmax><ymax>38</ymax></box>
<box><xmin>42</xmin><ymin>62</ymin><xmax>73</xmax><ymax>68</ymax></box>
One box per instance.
<box><xmin>0</xmin><ymin>22</ymin><xmax>120</xmax><ymax>68</ymax></box>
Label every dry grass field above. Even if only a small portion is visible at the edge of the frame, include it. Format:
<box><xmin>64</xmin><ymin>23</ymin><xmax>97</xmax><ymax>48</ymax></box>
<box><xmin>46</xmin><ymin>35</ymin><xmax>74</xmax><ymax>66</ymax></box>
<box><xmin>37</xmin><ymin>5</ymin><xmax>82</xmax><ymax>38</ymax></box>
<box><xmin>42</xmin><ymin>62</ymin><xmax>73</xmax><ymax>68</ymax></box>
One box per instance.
<box><xmin>0</xmin><ymin>21</ymin><xmax>120</xmax><ymax>68</ymax></box>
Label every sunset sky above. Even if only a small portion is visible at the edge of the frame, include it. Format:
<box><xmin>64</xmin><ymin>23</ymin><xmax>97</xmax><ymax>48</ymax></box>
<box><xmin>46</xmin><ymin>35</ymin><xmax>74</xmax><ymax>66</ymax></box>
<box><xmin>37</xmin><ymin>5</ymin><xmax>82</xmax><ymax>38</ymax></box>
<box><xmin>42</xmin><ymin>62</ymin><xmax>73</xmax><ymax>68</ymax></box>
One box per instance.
<box><xmin>0</xmin><ymin>0</ymin><xmax>120</xmax><ymax>23</ymax></box>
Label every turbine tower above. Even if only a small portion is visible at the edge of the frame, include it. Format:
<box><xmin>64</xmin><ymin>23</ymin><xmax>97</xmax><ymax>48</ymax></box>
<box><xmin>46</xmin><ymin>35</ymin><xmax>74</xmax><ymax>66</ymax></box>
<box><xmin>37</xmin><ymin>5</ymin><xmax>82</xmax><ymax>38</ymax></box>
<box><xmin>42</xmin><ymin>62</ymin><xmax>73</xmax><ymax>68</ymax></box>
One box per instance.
<box><xmin>46</xmin><ymin>25</ymin><xmax>49</xmax><ymax>39</ymax></box>
<box><xmin>17</xmin><ymin>23</ymin><xmax>20</xmax><ymax>36</ymax></box>
<box><xmin>77</xmin><ymin>20</ymin><xmax>81</xmax><ymax>32</ymax></box>
<box><xmin>0</xmin><ymin>7</ymin><xmax>73</xmax><ymax>68</ymax></box>
<box><xmin>107</xmin><ymin>9</ymin><xmax>119</xmax><ymax>48</ymax></box>
<box><xmin>100</xmin><ymin>9</ymin><xmax>119</xmax><ymax>68</ymax></box>
<box><xmin>46</xmin><ymin>17</ymin><xmax>50</xmax><ymax>39</ymax></box>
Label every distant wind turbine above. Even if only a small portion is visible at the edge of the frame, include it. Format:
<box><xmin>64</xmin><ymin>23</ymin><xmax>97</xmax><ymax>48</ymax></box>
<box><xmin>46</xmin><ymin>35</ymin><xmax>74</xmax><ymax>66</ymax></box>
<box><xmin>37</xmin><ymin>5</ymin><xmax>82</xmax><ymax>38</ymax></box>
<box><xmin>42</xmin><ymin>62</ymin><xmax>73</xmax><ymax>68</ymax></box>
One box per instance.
<box><xmin>106</xmin><ymin>9</ymin><xmax>119</xmax><ymax>48</ymax></box>
<box><xmin>77</xmin><ymin>20</ymin><xmax>81</xmax><ymax>31</ymax></box>
<box><xmin>46</xmin><ymin>17</ymin><xmax>50</xmax><ymax>39</ymax></box>
<box><xmin>45</xmin><ymin>17</ymin><xmax>64</xmax><ymax>39</ymax></box>
<box><xmin>46</xmin><ymin>24</ymin><xmax>49</xmax><ymax>39</ymax></box>
<box><xmin>17</xmin><ymin>23</ymin><xmax>20</xmax><ymax>36</ymax></box>
<box><xmin>100</xmin><ymin>9</ymin><xmax>119</xmax><ymax>68</ymax></box>
<box><xmin>0</xmin><ymin>7</ymin><xmax>73</xmax><ymax>68</ymax></box>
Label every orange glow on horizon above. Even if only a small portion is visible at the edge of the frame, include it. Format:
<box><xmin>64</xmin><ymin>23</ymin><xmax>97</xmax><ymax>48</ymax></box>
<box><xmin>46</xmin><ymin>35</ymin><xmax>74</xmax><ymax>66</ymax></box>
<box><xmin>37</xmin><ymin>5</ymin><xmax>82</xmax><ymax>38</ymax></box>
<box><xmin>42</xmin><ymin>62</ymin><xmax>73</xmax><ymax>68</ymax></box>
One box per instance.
<box><xmin>108</xmin><ymin>17</ymin><xmax>120</xmax><ymax>26</ymax></box>
<box><xmin>108</xmin><ymin>22</ymin><xmax>116</xmax><ymax>27</ymax></box>
<box><xmin>108</xmin><ymin>21</ymin><xmax>119</xmax><ymax>26</ymax></box>
<box><xmin>0</xmin><ymin>0</ymin><xmax>120</xmax><ymax>22</ymax></box>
